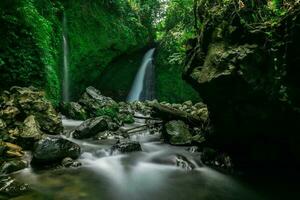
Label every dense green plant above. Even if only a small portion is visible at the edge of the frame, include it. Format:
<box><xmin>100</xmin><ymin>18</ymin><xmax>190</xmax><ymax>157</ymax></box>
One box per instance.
<box><xmin>155</xmin><ymin>0</ymin><xmax>200</xmax><ymax>103</ymax></box>
<box><xmin>62</xmin><ymin>0</ymin><xmax>157</xmax><ymax>99</ymax></box>
<box><xmin>0</xmin><ymin>0</ymin><xmax>62</xmax><ymax>105</ymax></box>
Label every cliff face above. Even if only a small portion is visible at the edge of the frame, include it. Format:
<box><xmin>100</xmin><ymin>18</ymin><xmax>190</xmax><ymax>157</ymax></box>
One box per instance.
<box><xmin>0</xmin><ymin>0</ymin><xmax>63</xmax><ymax>104</ymax></box>
<box><xmin>0</xmin><ymin>0</ymin><xmax>155</xmax><ymax>103</ymax></box>
<box><xmin>63</xmin><ymin>0</ymin><xmax>153</xmax><ymax>99</ymax></box>
<box><xmin>184</xmin><ymin>1</ymin><xmax>300</xmax><ymax>167</ymax></box>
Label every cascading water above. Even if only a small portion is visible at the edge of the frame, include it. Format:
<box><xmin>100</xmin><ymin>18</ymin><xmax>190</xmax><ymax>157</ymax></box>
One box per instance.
<box><xmin>62</xmin><ymin>13</ymin><xmax>70</xmax><ymax>102</ymax></box>
<box><xmin>127</xmin><ymin>48</ymin><xmax>156</xmax><ymax>102</ymax></box>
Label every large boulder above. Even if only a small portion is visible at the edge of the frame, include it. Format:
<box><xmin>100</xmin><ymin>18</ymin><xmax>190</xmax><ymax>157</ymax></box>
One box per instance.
<box><xmin>31</xmin><ymin>136</ymin><xmax>81</xmax><ymax>165</ymax></box>
<box><xmin>17</xmin><ymin>115</ymin><xmax>43</xmax><ymax>149</ymax></box>
<box><xmin>78</xmin><ymin>86</ymin><xmax>118</xmax><ymax>117</ymax></box>
<box><xmin>184</xmin><ymin>1</ymin><xmax>300</xmax><ymax>167</ymax></box>
<box><xmin>164</xmin><ymin>120</ymin><xmax>193</xmax><ymax>145</ymax></box>
<box><xmin>0</xmin><ymin>87</ymin><xmax>63</xmax><ymax>135</ymax></box>
<box><xmin>73</xmin><ymin>117</ymin><xmax>109</xmax><ymax>139</ymax></box>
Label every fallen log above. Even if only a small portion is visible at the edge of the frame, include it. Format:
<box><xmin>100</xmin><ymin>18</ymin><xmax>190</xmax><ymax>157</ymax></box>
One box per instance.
<box><xmin>151</xmin><ymin>103</ymin><xmax>204</xmax><ymax>126</ymax></box>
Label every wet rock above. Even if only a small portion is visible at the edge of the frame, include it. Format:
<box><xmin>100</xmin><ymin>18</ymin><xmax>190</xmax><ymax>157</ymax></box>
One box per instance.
<box><xmin>0</xmin><ymin>176</ymin><xmax>30</xmax><ymax>197</ymax></box>
<box><xmin>164</xmin><ymin>120</ymin><xmax>193</xmax><ymax>145</ymax></box>
<box><xmin>1</xmin><ymin>106</ymin><xmax>20</xmax><ymax>120</ymax></box>
<box><xmin>73</xmin><ymin>117</ymin><xmax>108</xmax><ymax>139</ymax></box>
<box><xmin>1</xmin><ymin>86</ymin><xmax>63</xmax><ymax>135</ymax></box>
<box><xmin>0</xmin><ymin>141</ymin><xmax>24</xmax><ymax>158</ymax></box>
<box><xmin>62</xmin><ymin>157</ymin><xmax>81</xmax><ymax>168</ymax></box>
<box><xmin>187</xmin><ymin>146</ymin><xmax>200</xmax><ymax>153</ymax></box>
<box><xmin>31</xmin><ymin>136</ymin><xmax>81</xmax><ymax>165</ymax></box>
<box><xmin>0</xmin><ymin>159</ymin><xmax>28</xmax><ymax>174</ymax></box>
<box><xmin>78</xmin><ymin>86</ymin><xmax>117</xmax><ymax>116</ymax></box>
<box><xmin>93</xmin><ymin>130</ymin><xmax>124</xmax><ymax>141</ymax></box>
<box><xmin>183</xmin><ymin>101</ymin><xmax>193</xmax><ymax>107</ymax></box>
<box><xmin>175</xmin><ymin>155</ymin><xmax>196</xmax><ymax>171</ymax></box>
<box><xmin>201</xmin><ymin>148</ymin><xmax>233</xmax><ymax>169</ymax></box>
<box><xmin>0</xmin><ymin>119</ymin><xmax>6</xmax><ymax>130</ymax></box>
<box><xmin>61</xmin><ymin>102</ymin><xmax>87</xmax><ymax>120</ymax></box>
<box><xmin>15</xmin><ymin>115</ymin><xmax>43</xmax><ymax>150</ymax></box>
<box><xmin>111</xmin><ymin>141</ymin><xmax>142</xmax><ymax>153</ymax></box>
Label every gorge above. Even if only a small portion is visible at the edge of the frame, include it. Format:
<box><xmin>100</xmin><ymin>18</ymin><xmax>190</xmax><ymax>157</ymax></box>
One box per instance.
<box><xmin>1</xmin><ymin>0</ymin><xmax>300</xmax><ymax>200</ymax></box>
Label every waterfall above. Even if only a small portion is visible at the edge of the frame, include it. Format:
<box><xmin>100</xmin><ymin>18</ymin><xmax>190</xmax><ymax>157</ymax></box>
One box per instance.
<box><xmin>127</xmin><ymin>48</ymin><xmax>156</xmax><ymax>102</ymax></box>
<box><xmin>62</xmin><ymin>13</ymin><xmax>70</xmax><ymax>102</ymax></box>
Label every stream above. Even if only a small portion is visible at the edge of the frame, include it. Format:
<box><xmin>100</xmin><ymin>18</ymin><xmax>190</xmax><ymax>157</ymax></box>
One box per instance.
<box><xmin>11</xmin><ymin>117</ymin><xmax>294</xmax><ymax>200</ymax></box>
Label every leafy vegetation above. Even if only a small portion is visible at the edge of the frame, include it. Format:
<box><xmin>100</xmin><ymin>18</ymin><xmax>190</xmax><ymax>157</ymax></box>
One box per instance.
<box><xmin>0</xmin><ymin>0</ymin><xmax>63</xmax><ymax>105</ymax></box>
<box><xmin>154</xmin><ymin>0</ymin><xmax>200</xmax><ymax>103</ymax></box>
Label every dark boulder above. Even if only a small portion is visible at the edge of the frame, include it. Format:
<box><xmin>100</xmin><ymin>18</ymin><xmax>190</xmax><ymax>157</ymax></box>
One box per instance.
<box><xmin>31</xmin><ymin>136</ymin><xmax>81</xmax><ymax>165</ymax></box>
<box><xmin>73</xmin><ymin>117</ymin><xmax>109</xmax><ymax>139</ymax></box>
<box><xmin>111</xmin><ymin>141</ymin><xmax>142</xmax><ymax>153</ymax></box>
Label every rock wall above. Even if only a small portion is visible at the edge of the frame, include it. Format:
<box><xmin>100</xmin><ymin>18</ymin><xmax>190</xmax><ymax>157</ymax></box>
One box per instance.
<box><xmin>184</xmin><ymin>1</ymin><xmax>300</xmax><ymax>168</ymax></box>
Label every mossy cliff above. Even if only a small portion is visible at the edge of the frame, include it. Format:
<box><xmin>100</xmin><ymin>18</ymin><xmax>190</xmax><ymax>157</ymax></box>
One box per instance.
<box><xmin>184</xmin><ymin>0</ymin><xmax>300</xmax><ymax>168</ymax></box>
<box><xmin>63</xmin><ymin>0</ymin><xmax>154</xmax><ymax>99</ymax></box>
<box><xmin>0</xmin><ymin>0</ymin><xmax>155</xmax><ymax>103</ymax></box>
<box><xmin>0</xmin><ymin>0</ymin><xmax>63</xmax><ymax>105</ymax></box>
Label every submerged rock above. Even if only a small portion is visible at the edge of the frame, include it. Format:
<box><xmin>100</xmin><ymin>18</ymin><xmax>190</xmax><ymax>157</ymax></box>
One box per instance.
<box><xmin>31</xmin><ymin>136</ymin><xmax>81</xmax><ymax>165</ymax></box>
<box><xmin>111</xmin><ymin>141</ymin><xmax>142</xmax><ymax>153</ymax></box>
<box><xmin>0</xmin><ymin>176</ymin><xmax>30</xmax><ymax>197</ymax></box>
<box><xmin>164</xmin><ymin>120</ymin><xmax>193</xmax><ymax>145</ymax></box>
<box><xmin>73</xmin><ymin>117</ymin><xmax>108</xmax><ymax>139</ymax></box>
<box><xmin>175</xmin><ymin>155</ymin><xmax>196</xmax><ymax>171</ymax></box>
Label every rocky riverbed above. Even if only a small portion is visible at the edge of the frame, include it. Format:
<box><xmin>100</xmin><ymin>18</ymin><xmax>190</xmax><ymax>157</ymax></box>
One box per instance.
<box><xmin>0</xmin><ymin>86</ymin><xmax>236</xmax><ymax>199</ymax></box>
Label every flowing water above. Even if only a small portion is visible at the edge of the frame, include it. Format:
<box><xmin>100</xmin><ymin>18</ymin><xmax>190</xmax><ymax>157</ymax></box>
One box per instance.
<box><xmin>62</xmin><ymin>13</ymin><xmax>70</xmax><ymax>102</ymax></box>
<box><xmin>12</xmin><ymin>118</ymin><xmax>295</xmax><ymax>200</ymax></box>
<box><xmin>127</xmin><ymin>49</ymin><xmax>156</xmax><ymax>102</ymax></box>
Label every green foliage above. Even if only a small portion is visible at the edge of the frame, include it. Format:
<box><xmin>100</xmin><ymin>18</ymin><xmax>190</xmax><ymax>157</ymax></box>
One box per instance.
<box><xmin>155</xmin><ymin>0</ymin><xmax>200</xmax><ymax>103</ymax></box>
<box><xmin>0</xmin><ymin>0</ymin><xmax>62</xmax><ymax>105</ymax></box>
<box><xmin>63</xmin><ymin>0</ymin><xmax>155</xmax><ymax>99</ymax></box>
<box><xmin>95</xmin><ymin>105</ymin><xmax>119</xmax><ymax>119</ymax></box>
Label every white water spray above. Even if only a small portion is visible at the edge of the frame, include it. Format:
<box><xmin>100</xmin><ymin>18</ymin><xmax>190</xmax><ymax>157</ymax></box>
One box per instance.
<box><xmin>127</xmin><ymin>48</ymin><xmax>155</xmax><ymax>102</ymax></box>
<box><xmin>62</xmin><ymin>13</ymin><xmax>70</xmax><ymax>102</ymax></box>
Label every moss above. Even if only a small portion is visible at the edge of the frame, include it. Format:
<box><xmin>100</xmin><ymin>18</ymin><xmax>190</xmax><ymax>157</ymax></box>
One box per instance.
<box><xmin>0</xmin><ymin>0</ymin><xmax>63</xmax><ymax>105</ymax></box>
<box><xmin>63</xmin><ymin>0</ymin><xmax>152</xmax><ymax>99</ymax></box>
<box><xmin>96</xmin><ymin>49</ymin><xmax>148</xmax><ymax>101</ymax></box>
<box><xmin>155</xmin><ymin>37</ymin><xmax>201</xmax><ymax>103</ymax></box>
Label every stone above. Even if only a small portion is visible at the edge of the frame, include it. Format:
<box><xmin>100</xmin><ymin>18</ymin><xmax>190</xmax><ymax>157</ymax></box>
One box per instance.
<box><xmin>31</xmin><ymin>136</ymin><xmax>81</xmax><ymax>165</ymax></box>
<box><xmin>61</xmin><ymin>102</ymin><xmax>87</xmax><ymax>120</ymax></box>
<box><xmin>0</xmin><ymin>159</ymin><xmax>28</xmax><ymax>174</ymax></box>
<box><xmin>0</xmin><ymin>142</ymin><xmax>24</xmax><ymax>158</ymax></box>
<box><xmin>79</xmin><ymin>86</ymin><xmax>117</xmax><ymax>116</ymax></box>
<box><xmin>20</xmin><ymin>115</ymin><xmax>43</xmax><ymax>140</ymax></box>
<box><xmin>0</xmin><ymin>176</ymin><xmax>30</xmax><ymax>197</ymax></box>
<box><xmin>1</xmin><ymin>106</ymin><xmax>20</xmax><ymax>119</ymax></box>
<box><xmin>164</xmin><ymin>120</ymin><xmax>193</xmax><ymax>145</ymax></box>
<box><xmin>0</xmin><ymin>119</ymin><xmax>6</xmax><ymax>130</ymax></box>
<box><xmin>73</xmin><ymin>117</ymin><xmax>108</xmax><ymax>139</ymax></box>
<box><xmin>111</xmin><ymin>141</ymin><xmax>142</xmax><ymax>153</ymax></box>
<box><xmin>175</xmin><ymin>155</ymin><xmax>196</xmax><ymax>171</ymax></box>
<box><xmin>61</xmin><ymin>157</ymin><xmax>81</xmax><ymax>168</ymax></box>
